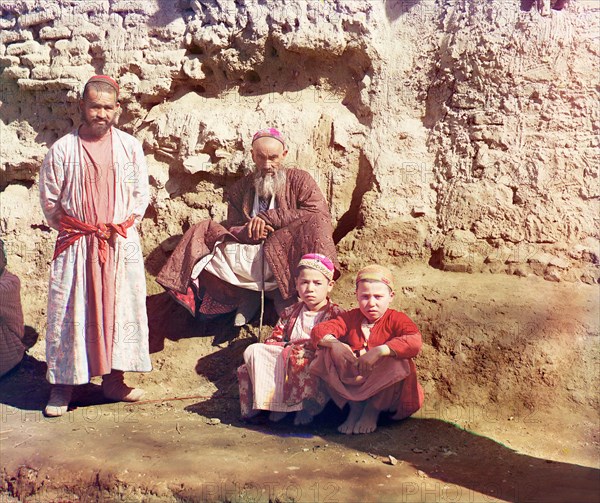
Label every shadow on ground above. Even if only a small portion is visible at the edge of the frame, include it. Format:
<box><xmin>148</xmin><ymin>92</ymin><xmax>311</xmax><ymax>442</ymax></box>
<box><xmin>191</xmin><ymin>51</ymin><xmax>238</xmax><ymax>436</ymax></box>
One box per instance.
<box><xmin>147</xmin><ymin>291</ymin><xmax>278</xmax><ymax>351</ymax></box>
<box><xmin>187</xmin><ymin>387</ymin><xmax>600</xmax><ymax>503</ymax></box>
<box><xmin>184</xmin><ymin>338</ymin><xmax>255</xmax><ymax>420</ymax></box>
<box><xmin>341</xmin><ymin>417</ymin><xmax>600</xmax><ymax>503</ymax></box>
<box><xmin>184</xmin><ymin>334</ymin><xmax>599</xmax><ymax>503</ymax></box>
<box><xmin>0</xmin><ymin>352</ymin><xmax>107</xmax><ymax>412</ymax></box>
<box><xmin>4</xmin><ymin>321</ymin><xmax>598</xmax><ymax>503</ymax></box>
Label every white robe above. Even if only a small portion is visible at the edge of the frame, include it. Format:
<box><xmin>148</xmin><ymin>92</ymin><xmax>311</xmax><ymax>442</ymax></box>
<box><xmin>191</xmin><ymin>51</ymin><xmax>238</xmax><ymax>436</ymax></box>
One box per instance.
<box><xmin>192</xmin><ymin>191</ymin><xmax>277</xmax><ymax>291</ymax></box>
<box><xmin>243</xmin><ymin>306</ymin><xmax>322</xmax><ymax>412</ymax></box>
<box><xmin>39</xmin><ymin>127</ymin><xmax>151</xmax><ymax>384</ymax></box>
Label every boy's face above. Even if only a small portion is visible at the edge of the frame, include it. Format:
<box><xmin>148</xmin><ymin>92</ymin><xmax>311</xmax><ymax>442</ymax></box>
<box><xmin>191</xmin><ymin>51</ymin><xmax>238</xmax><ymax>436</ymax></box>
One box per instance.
<box><xmin>356</xmin><ymin>281</ymin><xmax>394</xmax><ymax>323</ymax></box>
<box><xmin>295</xmin><ymin>268</ymin><xmax>334</xmax><ymax>311</ymax></box>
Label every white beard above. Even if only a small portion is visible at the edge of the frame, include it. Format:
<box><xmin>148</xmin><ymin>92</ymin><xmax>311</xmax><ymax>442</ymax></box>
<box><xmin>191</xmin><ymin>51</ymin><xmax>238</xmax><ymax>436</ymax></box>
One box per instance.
<box><xmin>254</xmin><ymin>170</ymin><xmax>286</xmax><ymax>199</ymax></box>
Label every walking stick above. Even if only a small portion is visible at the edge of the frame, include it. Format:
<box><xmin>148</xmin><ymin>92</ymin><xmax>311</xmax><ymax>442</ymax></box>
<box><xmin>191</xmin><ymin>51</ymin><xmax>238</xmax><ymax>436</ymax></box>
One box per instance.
<box><xmin>258</xmin><ymin>243</ymin><xmax>265</xmax><ymax>342</ymax></box>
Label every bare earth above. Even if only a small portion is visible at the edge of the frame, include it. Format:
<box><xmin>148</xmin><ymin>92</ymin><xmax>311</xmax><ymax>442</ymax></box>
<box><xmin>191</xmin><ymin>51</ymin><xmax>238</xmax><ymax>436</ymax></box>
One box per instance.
<box><xmin>1</xmin><ymin>265</ymin><xmax>598</xmax><ymax>502</ymax></box>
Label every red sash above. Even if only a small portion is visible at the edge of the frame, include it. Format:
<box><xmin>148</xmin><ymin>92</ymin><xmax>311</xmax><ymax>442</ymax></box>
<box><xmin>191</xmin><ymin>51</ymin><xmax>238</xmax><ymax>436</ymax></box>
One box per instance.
<box><xmin>52</xmin><ymin>214</ymin><xmax>136</xmax><ymax>264</ymax></box>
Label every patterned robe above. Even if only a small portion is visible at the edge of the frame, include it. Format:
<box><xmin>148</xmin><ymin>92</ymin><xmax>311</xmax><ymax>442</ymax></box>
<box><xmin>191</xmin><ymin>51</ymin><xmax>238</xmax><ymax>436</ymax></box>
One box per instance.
<box><xmin>39</xmin><ymin>127</ymin><xmax>151</xmax><ymax>385</ymax></box>
<box><xmin>156</xmin><ymin>168</ymin><xmax>339</xmax><ymax>315</ymax></box>
<box><xmin>237</xmin><ymin>300</ymin><xmax>344</xmax><ymax>417</ymax></box>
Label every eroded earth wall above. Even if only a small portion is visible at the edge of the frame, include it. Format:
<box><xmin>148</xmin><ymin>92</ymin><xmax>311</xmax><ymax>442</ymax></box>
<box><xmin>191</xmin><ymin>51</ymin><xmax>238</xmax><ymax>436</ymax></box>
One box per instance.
<box><xmin>0</xmin><ymin>0</ymin><xmax>598</xmax><ymax>324</ymax></box>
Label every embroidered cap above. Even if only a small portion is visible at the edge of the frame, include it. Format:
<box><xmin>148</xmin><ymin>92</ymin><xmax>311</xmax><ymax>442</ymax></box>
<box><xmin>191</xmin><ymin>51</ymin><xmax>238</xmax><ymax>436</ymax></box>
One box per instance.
<box><xmin>252</xmin><ymin>128</ymin><xmax>286</xmax><ymax>149</ymax></box>
<box><xmin>297</xmin><ymin>253</ymin><xmax>335</xmax><ymax>281</ymax></box>
<box><xmin>356</xmin><ymin>264</ymin><xmax>395</xmax><ymax>292</ymax></box>
<box><xmin>84</xmin><ymin>75</ymin><xmax>119</xmax><ymax>97</ymax></box>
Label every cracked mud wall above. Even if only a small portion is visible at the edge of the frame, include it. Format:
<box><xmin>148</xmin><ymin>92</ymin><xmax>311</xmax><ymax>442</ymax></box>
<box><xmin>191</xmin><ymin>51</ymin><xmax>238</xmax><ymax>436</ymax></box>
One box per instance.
<box><xmin>0</xmin><ymin>0</ymin><xmax>598</xmax><ymax>324</ymax></box>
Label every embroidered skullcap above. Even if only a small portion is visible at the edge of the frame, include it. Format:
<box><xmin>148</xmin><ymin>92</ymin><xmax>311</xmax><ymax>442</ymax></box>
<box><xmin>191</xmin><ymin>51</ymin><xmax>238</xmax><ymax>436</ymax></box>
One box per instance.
<box><xmin>252</xmin><ymin>128</ymin><xmax>286</xmax><ymax>149</ymax></box>
<box><xmin>297</xmin><ymin>253</ymin><xmax>335</xmax><ymax>281</ymax></box>
<box><xmin>356</xmin><ymin>264</ymin><xmax>395</xmax><ymax>292</ymax></box>
<box><xmin>84</xmin><ymin>75</ymin><xmax>119</xmax><ymax>97</ymax></box>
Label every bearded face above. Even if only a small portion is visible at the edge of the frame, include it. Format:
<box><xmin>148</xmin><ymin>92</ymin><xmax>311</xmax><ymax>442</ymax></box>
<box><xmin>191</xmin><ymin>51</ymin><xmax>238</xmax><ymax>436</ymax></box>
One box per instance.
<box><xmin>253</xmin><ymin>169</ymin><xmax>286</xmax><ymax>199</ymax></box>
<box><xmin>79</xmin><ymin>85</ymin><xmax>120</xmax><ymax>139</ymax></box>
<box><xmin>251</xmin><ymin>136</ymin><xmax>288</xmax><ymax>199</ymax></box>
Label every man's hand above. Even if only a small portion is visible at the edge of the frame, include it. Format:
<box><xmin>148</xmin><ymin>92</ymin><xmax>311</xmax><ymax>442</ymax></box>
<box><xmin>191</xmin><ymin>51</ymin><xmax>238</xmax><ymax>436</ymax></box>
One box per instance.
<box><xmin>357</xmin><ymin>345</ymin><xmax>391</xmax><ymax>376</ymax></box>
<box><xmin>245</xmin><ymin>216</ymin><xmax>274</xmax><ymax>241</ymax></box>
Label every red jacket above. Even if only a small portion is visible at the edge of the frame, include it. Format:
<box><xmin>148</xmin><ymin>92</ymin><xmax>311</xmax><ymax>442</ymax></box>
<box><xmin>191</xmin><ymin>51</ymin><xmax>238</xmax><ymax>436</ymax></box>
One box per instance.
<box><xmin>310</xmin><ymin>308</ymin><xmax>422</xmax><ymax>358</ymax></box>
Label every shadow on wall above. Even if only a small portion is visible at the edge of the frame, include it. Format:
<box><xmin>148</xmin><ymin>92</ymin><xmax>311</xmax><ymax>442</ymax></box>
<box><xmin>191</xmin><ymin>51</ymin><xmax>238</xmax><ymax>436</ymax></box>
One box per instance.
<box><xmin>333</xmin><ymin>151</ymin><xmax>374</xmax><ymax>244</ymax></box>
<box><xmin>144</xmin><ymin>235</ymin><xmax>183</xmax><ymax>277</ymax></box>
<box><xmin>147</xmin><ymin>292</ymin><xmax>207</xmax><ymax>353</ymax></box>
<box><xmin>148</xmin><ymin>0</ymin><xmax>185</xmax><ymax>27</ymax></box>
<box><xmin>385</xmin><ymin>0</ymin><xmax>422</xmax><ymax>22</ymax></box>
<box><xmin>520</xmin><ymin>0</ymin><xmax>569</xmax><ymax>11</ymax></box>
<box><xmin>146</xmin><ymin>291</ymin><xmax>277</xmax><ymax>353</ymax></box>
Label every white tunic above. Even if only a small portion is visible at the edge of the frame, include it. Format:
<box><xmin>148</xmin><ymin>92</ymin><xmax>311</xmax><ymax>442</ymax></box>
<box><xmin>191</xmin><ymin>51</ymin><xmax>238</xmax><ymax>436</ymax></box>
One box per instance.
<box><xmin>191</xmin><ymin>192</ymin><xmax>277</xmax><ymax>291</ymax></box>
<box><xmin>243</xmin><ymin>306</ymin><xmax>322</xmax><ymax>412</ymax></box>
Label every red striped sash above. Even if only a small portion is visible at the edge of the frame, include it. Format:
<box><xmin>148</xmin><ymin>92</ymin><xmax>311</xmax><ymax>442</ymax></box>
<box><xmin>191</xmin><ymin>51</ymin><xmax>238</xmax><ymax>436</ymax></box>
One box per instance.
<box><xmin>52</xmin><ymin>214</ymin><xmax>136</xmax><ymax>264</ymax></box>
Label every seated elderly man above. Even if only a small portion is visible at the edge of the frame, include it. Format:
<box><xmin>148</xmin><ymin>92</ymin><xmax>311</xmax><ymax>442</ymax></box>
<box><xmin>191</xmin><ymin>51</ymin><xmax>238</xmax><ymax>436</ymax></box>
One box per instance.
<box><xmin>157</xmin><ymin>128</ymin><xmax>339</xmax><ymax>326</ymax></box>
<box><xmin>0</xmin><ymin>239</ymin><xmax>26</xmax><ymax>378</ymax></box>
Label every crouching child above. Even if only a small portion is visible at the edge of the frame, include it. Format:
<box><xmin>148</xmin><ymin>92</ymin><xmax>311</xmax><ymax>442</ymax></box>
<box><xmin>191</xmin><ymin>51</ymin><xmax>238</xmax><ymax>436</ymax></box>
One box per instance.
<box><xmin>238</xmin><ymin>254</ymin><xmax>344</xmax><ymax>425</ymax></box>
<box><xmin>310</xmin><ymin>264</ymin><xmax>424</xmax><ymax>434</ymax></box>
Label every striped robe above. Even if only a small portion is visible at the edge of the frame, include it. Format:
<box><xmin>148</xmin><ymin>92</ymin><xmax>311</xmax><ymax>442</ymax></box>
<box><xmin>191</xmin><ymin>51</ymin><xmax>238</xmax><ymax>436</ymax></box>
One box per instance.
<box><xmin>0</xmin><ymin>270</ymin><xmax>25</xmax><ymax>377</ymax></box>
<box><xmin>237</xmin><ymin>300</ymin><xmax>344</xmax><ymax>417</ymax></box>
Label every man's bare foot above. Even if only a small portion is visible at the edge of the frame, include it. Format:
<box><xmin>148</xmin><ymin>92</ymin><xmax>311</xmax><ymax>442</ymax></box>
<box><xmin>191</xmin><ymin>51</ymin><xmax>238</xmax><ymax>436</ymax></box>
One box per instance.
<box><xmin>44</xmin><ymin>384</ymin><xmax>73</xmax><ymax>417</ymax></box>
<box><xmin>102</xmin><ymin>370</ymin><xmax>145</xmax><ymax>402</ymax></box>
<box><xmin>268</xmin><ymin>411</ymin><xmax>288</xmax><ymax>422</ymax></box>
<box><xmin>338</xmin><ymin>401</ymin><xmax>364</xmax><ymax>434</ymax></box>
<box><xmin>353</xmin><ymin>400</ymin><xmax>380</xmax><ymax>434</ymax></box>
<box><xmin>293</xmin><ymin>409</ymin><xmax>314</xmax><ymax>426</ymax></box>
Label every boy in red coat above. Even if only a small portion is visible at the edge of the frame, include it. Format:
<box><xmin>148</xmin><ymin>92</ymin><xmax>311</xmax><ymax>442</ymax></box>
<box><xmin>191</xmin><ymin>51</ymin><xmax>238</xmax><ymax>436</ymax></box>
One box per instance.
<box><xmin>310</xmin><ymin>264</ymin><xmax>424</xmax><ymax>434</ymax></box>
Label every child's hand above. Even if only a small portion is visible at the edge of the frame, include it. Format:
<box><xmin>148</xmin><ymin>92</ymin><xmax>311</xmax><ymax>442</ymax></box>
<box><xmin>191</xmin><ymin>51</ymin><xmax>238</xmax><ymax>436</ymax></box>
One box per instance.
<box><xmin>357</xmin><ymin>345</ymin><xmax>390</xmax><ymax>375</ymax></box>
<box><xmin>329</xmin><ymin>341</ymin><xmax>357</xmax><ymax>369</ymax></box>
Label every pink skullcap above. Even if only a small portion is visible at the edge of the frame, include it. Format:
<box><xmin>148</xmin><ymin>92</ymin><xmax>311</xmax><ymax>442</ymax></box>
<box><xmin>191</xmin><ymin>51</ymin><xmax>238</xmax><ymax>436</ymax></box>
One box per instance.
<box><xmin>252</xmin><ymin>128</ymin><xmax>286</xmax><ymax>148</ymax></box>
<box><xmin>356</xmin><ymin>264</ymin><xmax>395</xmax><ymax>292</ymax></box>
<box><xmin>297</xmin><ymin>253</ymin><xmax>335</xmax><ymax>281</ymax></box>
<box><xmin>85</xmin><ymin>75</ymin><xmax>119</xmax><ymax>97</ymax></box>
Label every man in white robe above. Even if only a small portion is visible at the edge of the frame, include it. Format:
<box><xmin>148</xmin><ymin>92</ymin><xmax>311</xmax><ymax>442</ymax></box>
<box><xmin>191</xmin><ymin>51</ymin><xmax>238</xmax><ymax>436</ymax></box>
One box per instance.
<box><xmin>39</xmin><ymin>75</ymin><xmax>151</xmax><ymax>417</ymax></box>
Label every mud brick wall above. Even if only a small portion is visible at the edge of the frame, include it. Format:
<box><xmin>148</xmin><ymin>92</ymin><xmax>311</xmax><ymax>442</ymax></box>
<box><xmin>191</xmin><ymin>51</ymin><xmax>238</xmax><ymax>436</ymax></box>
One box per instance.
<box><xmin>0</xmin><ymin>0</ymin><xmax>598</xmax><ymax>318</ymax></box>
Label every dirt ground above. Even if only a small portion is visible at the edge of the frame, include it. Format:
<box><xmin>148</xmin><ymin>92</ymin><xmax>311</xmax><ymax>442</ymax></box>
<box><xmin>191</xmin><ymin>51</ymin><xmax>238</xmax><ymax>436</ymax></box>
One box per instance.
<box><xmin>1</xmin><ymin>264</ymin><xmax>598</xmax><ymax>502</ymax></box>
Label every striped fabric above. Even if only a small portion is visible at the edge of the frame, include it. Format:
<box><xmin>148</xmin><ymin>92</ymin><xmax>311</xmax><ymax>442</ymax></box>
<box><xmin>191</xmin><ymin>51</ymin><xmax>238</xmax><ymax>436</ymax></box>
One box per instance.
<box><xmin>0</xmin><ymin>270</ymin><xmax>25</xmax><ymax>377</ymax></box>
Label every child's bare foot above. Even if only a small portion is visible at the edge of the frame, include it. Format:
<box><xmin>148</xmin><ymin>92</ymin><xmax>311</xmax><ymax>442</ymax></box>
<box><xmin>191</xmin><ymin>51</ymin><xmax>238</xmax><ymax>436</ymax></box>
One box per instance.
<box><xmin>353</xmin><ymin>401</ymin><xmax>380</xmax><ymax>434</ymax></box>
<box><xmin>338</xmin><ymin>401</ymin><xmax>364</xmax><ymax>434</ymax></box>
<box><xmin>293</xmin><ymin>409</ymin><xmax>314</xmax><ymax>426</ymax></box>
<box><xmin>268</xmin><ymin>411</ymin><xmax>288</xmax><ymax>422</ymax></box>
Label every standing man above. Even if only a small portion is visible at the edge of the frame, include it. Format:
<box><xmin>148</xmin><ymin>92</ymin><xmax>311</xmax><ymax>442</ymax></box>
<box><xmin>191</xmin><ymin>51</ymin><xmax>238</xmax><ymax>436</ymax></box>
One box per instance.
<box><xmin>39</xmin><ymin>75</ymin><xmax>151</xmax><ymax>417</ymax></box>
<box><xmin>157</xmin><ymin>128</ymin><xmax>339</xmax><ymax>326</ymax></box>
